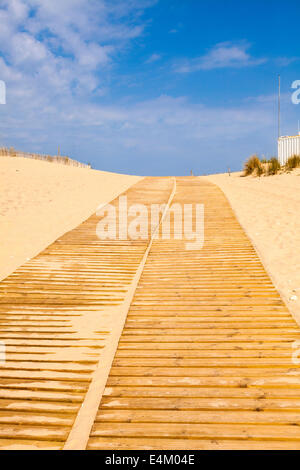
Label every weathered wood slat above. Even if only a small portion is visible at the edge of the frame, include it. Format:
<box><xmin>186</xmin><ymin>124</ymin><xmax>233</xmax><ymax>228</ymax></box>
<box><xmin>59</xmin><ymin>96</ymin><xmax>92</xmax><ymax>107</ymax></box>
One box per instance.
<box><xmin>96</xmin><ymin>409</ymin><xmax>300</xmax><ymax>424</ymax></box>
<box><xmin>87</xmin><ymin>437</ymin><xmax>300</xmax><ymax>450</ymax></box>
<box><xmin>102</xmin><ymin>386</ymin><xmax>300</xmax><ymax>399</ymax></box>
<box><xmin>106</xmin><ymin>376</ymin><xmax>300</xmax><ymax>387</ymax></box>
<box><xmin>91</xmin><ymin>422</ymin><xmax>300</xmax><ymax>440</ymax></box>
<box><xmin>0</xmin><ymin>439</ymin><xmax>62</xmax><ymax>450</ymax></box>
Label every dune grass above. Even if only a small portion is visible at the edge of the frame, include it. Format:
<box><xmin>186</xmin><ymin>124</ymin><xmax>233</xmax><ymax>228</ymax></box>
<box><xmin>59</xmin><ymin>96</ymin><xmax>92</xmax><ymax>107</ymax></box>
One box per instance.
<box><xmin>286</xmin><ymin>155</ymin><xmax>300</xmax><ymax>170</ymax></box>
<box><xmin>244</xmin><ymin>155</ymin><xmax>285</xmax><ymax>177</ymax></box>
<box><xmin>244</xmin><ymin>155</ymin><xmax>265</xmax><ymax>176</ymax></box>
<box><xmin>268</xmin><ymin>157</ymin><xmax>281</xmax><ymax>175</ymax></box>
<box><xmin>0</xmin><ymin>147</ymin><xmax>90</xmax><ymax>168</ymax></box>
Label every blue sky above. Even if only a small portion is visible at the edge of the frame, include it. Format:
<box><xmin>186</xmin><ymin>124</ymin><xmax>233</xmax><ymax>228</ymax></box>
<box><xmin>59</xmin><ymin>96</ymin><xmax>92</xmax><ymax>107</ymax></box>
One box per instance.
<box><xmin>0</xmin><ymin>0</ymin><xmax>300</xmax><ymax>175</ymax></box>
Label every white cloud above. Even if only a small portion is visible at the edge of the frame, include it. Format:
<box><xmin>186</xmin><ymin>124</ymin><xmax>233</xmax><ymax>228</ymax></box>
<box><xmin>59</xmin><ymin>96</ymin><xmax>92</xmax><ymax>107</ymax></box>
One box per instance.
<box><xmin>145</xmin><ymin>53</ymin><xmax>161</xmax><ymax>64</ymax></box>
<box><xmin>175</xmin><ymin>41</ymin><xmax>266</xmax><ymax>73</ymax></box>
<box><xmin>11</xmin><ymin>32</ymin><xmax>48</xmax><ymax>64</ymax></box>
<box><xmin>7</xmin><ymin>0</ymin><xmax>29</xmax><ymax>21</ymax></box>
<box><xmin>0</xmin><ymin>89</ymin><xmax>276</xmax><ymax>149</ymax></box>
<box><xmin>0</xmin><ymin>77</ymin><xmax>286</xmax><ymax>174</ymax></box>
<box><xmin>275</xmin><ymin>57</ymin><xmax>299</xmax><ymax>67</ymax></box>
<box><xmin>0</xmin><ymin>0</ymin><xmax>155</xmax><ymax>97</ymax></box>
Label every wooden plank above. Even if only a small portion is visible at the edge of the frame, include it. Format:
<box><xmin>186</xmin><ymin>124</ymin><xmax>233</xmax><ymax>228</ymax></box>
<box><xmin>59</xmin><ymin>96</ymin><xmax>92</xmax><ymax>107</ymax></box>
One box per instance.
<box><xmin>0</xmin><ymin>439</ymin><xmax>62</xmax><ymax>450</ymax></box>
<box><xmin>102</xmin><ymin>386</ymin><xmax>300</xmax><ymax>399</ymax></box>
<box><xmin>106</xmin><ymin>376</ymin><xmax>300</xmax><ymax>388</ymax></box>
<box><xmin>100</xmin><ymin>396</ymin><xmax>300</xmax><ymax>411</ymax></box>
<box><xmin>91</xmin><ymin>422</ymin><xmax>300</xmax><ymax>440</ymax></box>
<box><xmin>109</xmin><ymin>367</ymin><xmax>300</xmax><ymax>377</ymax></box>
<box><xmin>0</xmin><ymin>425</ymin><xmax>68</xmax><ymax>440</ymax></box>
<box><xmin>96</xmin><ymin>409</ymin><xmax>300</xmax><ymax>425</ymax></box>
<box><xmin>87</xmin><ymin>437</ymin><xmax>300</xmax><ymax>450</ymax></box>
<box><xmin>115</xmin><ymin>349</ymin><xmax>294</xmax><ymax>358</ymax></box>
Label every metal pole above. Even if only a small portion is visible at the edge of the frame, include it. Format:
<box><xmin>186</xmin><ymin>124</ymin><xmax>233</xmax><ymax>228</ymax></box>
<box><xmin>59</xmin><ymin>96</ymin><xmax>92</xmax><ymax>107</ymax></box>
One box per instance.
<box><xmin>278</xmin><ymin>75</ymin><xmax>281</xmax><ymax>139</ymax></box>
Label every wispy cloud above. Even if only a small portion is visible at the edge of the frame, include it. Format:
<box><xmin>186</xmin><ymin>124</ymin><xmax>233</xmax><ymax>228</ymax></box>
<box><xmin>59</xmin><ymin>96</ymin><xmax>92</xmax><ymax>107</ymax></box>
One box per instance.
<box><xmin>275</xmin><ymin>57</ymin><xmax>299</xmax><ymax>67</ymax></box>
<box><xmin>0</xmin><ymin>0</ymin><xmax>155</xmax><ymax>97</ymax></box>
<box><xmin>145</xmin><ymin>53</ymin><xmax>161</xmax><ymax>64</ymax></box>
<box><xmin>0</xmin><ymin>87</ymin><xmax>279</xmax><ymax>170</ymax></box>
<box><xmin>175</xmin><ymin>41</ymin><xmax>266</xmax><ymax>73</ymax></box>
<box><xmin>168</xmin><ymin>22</ymin><xmax>182</xmax><ymax>34</ymax></box>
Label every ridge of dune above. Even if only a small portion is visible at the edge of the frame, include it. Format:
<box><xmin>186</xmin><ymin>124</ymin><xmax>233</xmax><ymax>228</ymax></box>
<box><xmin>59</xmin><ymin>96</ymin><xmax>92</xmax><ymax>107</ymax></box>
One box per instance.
<box><xmin>0</xmin><ymin>156</ymin><xmax>142</xmax><ymax>281</ymax></box>
<box><xmin>205</xmin><ymin>171</ymin><xmax>300</xmax><ymax>325</ymax></box>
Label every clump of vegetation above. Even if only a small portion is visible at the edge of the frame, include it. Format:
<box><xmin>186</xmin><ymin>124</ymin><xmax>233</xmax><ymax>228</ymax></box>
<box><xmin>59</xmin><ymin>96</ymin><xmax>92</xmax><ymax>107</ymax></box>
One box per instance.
<box><xmin>243</xmin><ymin>155</ymin><xmax>265</xmax><ymax>176</ymax></box>
<box><xmin>286</xmin><ymin>155</ymin><xmax>300</xmax><ymax>170</ymax></box>
<box><xmin>268</xmin><ymin>157</ymin><xmax>281</xmax><ymax>175</ymax></box>
<box><xmin>243</xmin><ymin>155</ymin><xmax>284</xmax><ymax>177</ymax></box>
<box><xmin>9</xmin><ymin>147</ymin><xmax>17</xmax><ymax>157</ymax></box>
<box><xmin>256</xmin><ymin>164</ymin><xmax>265</xmax><ymax>177</ymax></box>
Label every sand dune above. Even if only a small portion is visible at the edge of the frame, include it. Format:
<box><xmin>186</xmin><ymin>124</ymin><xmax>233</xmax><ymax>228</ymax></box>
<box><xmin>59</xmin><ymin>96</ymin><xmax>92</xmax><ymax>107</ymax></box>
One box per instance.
<box><xmin>205</xmin><ymin>171</ymin><xmax>300</xmax><ymax>325</ymax></box>
<box><xmin>0</xmin><ymin>157</ymin><xmax>142</xmax><ymax>281</ymax></box>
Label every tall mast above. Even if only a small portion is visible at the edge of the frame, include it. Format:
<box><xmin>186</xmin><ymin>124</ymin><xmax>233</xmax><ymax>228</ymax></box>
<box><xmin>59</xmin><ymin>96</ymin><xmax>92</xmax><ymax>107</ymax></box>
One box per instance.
<box><xmin>278</xmin><ymin>75</ymin><xmax>281</xmax><ymax>139</ymax></box>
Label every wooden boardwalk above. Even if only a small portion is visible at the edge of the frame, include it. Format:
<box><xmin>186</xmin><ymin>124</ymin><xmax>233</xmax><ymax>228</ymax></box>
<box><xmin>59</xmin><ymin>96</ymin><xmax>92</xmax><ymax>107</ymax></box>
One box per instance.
<box><xmin>1</xmin><ymin>177</ymin><xmax>300</xmax><ymax>449</ymax></box>
<box><xmin>0</xmin><ymin>177</ymin><xmax>172</xmax><ymax>449</ymax></box>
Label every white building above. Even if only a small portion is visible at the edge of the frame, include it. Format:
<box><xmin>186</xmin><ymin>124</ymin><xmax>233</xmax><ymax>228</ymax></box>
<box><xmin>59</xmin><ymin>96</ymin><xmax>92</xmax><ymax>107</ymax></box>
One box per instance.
<box><xmin>278</xmin><ymin>134</ymin><xmax>300</xmax><ymax>165</ymax></box>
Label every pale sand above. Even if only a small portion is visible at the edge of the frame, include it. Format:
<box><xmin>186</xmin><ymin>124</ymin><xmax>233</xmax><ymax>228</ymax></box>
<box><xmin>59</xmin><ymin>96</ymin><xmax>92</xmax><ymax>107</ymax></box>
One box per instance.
<box><xmin>0</xmin><ymin>157</ymin><xmax>142</xmax><ymax>281</ymax></box>
<box><xmin>205</xmin><ymin>170</ymin><xmax>300</xmax><ymax>324</ymax></box>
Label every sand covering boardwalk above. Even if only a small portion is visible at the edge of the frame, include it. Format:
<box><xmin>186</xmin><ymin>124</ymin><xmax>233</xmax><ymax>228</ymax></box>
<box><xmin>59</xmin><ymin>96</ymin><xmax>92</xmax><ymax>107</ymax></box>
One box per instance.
<box><xmin>0</xmin><ymin>177</ymin><xmax>172</xmax><ymax>449</ymax></box>
<box><xmin>1</xmin><ymin>177</ymin><xmax>300</xmax><ymax>449</ymax></box>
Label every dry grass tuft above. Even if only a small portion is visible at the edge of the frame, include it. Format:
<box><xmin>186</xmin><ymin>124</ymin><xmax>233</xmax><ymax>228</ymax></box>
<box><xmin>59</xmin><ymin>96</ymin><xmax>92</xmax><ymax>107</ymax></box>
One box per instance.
<box><xmin>0</xmin><ymin>147</ymin><xmax>90</xmax><ymax>168</ymax></box>
<box><xmin>286</xmin><ymin>155</ymin><xmax>300</xmax><ymax>171</ymax></box>
<box><xmin>268</xmin><ymin>157</ymin><xmax>281</xmax><ymax>175</ymax></box>
<box><xmin>244</xmin><ymin>155</ymin><xmax>284</xmax><ymax>177</ymax></box>
<box><xmin>244</xmin><ymin>155</ymin><xmax>265</xmax><ymax>176</ymax></box>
